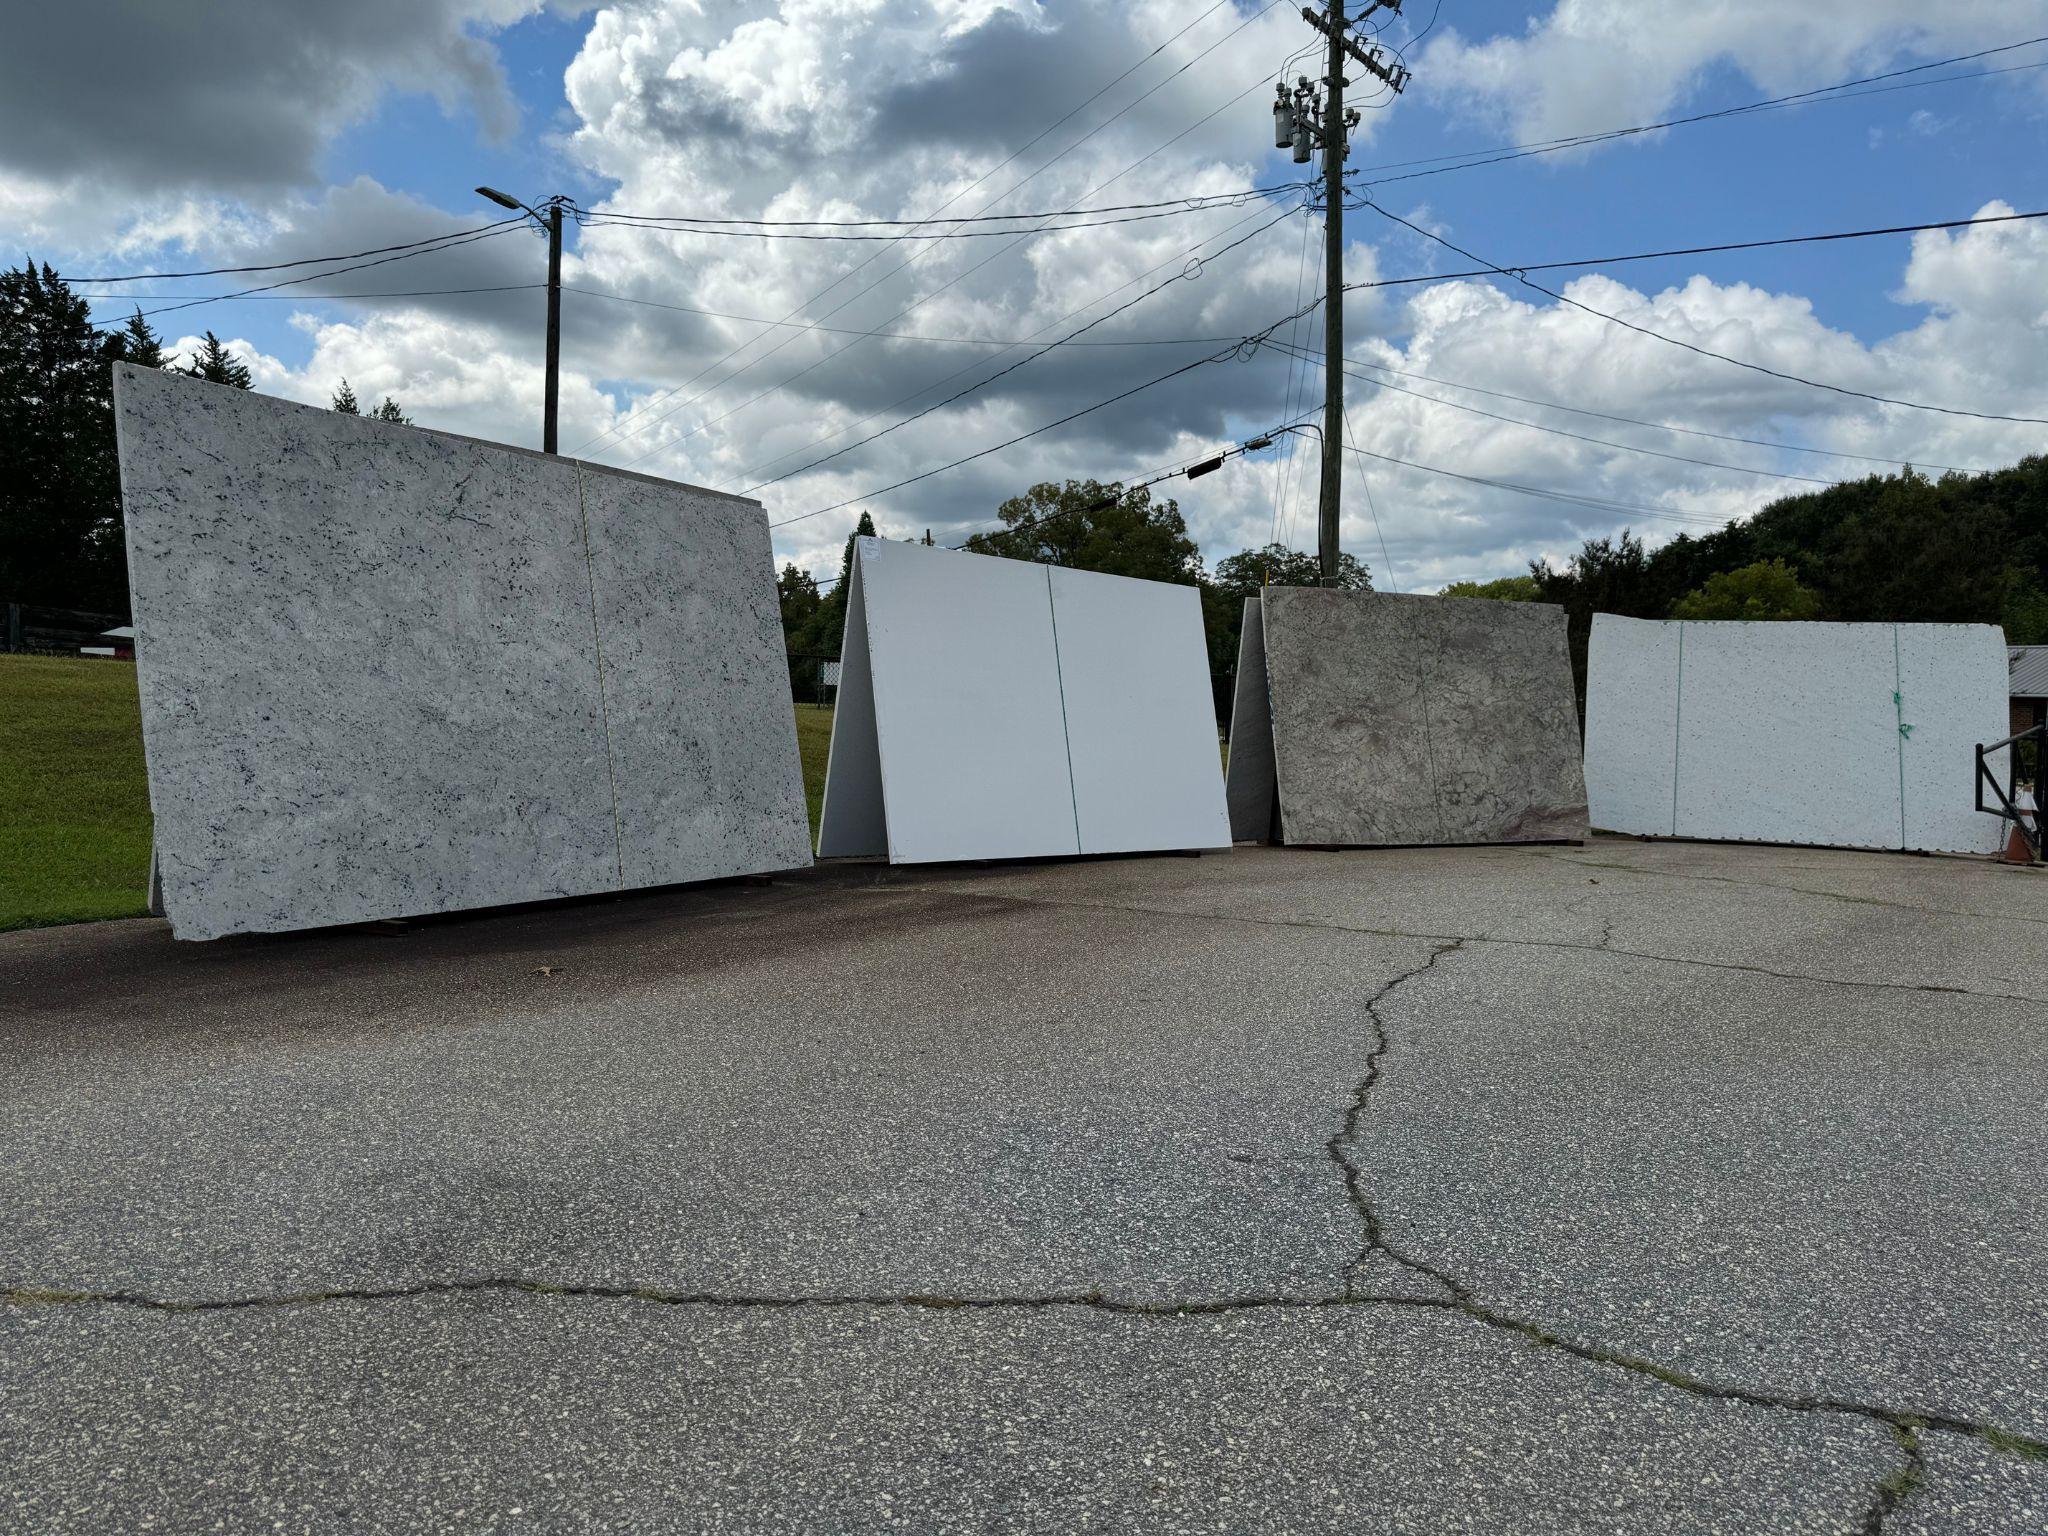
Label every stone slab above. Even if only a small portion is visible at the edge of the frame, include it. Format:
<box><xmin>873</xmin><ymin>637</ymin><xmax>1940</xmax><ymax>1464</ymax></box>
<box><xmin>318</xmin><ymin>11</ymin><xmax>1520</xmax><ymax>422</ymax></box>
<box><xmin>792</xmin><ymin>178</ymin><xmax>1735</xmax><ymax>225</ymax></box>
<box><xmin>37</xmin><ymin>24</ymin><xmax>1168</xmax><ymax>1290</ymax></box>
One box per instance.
<box><xmin>1048</xmin><ymin>564</ymin><xmax>1230</xmax><ymax>856</ymax></box>
<box><xmin>818</xmin><ymin>541</ymin><xmax>1227</xmax><ymax>863</ymax></box>
<box><xmin>576</xmin><ymin>464</ymin><xmax>812</xmax><ymax>886</ymax></box>
<box><xmin>1584</xmin><ymin>615</ymin><xmax>2007</xmax><ymax>853</ymax></box>
<box><xmin>113</xmin><ymin>366</ymin><xmax>809</xmax><ymax>938</ymax></box>
<box><xmin>1255</xmin><ymin>588</ymin><xmax>1587</xmax><ymax>846</ymax></box>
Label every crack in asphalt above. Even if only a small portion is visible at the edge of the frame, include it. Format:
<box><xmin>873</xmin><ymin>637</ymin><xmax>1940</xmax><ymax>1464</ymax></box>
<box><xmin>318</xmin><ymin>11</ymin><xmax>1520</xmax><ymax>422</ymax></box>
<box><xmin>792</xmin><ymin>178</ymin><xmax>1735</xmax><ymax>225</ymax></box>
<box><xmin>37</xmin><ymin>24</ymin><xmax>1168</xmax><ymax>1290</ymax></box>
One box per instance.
<box><xmin>1322</xmin><ymin>939</ymin><xmax>2042</xmax><ymax>1533</ymax></box>
<box><xmin>900</xmin><ymin>886</ymin><xmax>2041</xmax><ymax>1002</ymax></box>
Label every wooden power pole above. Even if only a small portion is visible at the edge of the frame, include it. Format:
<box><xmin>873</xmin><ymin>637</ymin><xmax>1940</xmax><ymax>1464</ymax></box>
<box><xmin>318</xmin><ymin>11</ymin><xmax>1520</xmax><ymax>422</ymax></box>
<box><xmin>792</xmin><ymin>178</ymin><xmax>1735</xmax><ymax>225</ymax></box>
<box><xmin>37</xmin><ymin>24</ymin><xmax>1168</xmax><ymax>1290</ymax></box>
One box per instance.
<box><xmin>1277</xmin><ymin>3</ymin><xmax>1411</xmax><ymax>584</ymax></box>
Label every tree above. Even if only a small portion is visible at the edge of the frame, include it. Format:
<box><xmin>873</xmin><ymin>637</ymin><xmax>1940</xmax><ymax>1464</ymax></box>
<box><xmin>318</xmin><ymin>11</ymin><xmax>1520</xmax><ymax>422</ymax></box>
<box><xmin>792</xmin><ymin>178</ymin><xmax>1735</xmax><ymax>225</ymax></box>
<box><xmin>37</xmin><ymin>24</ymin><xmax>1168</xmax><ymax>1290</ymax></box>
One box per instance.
<box><xmin>1211</xmin><ymin>543</ymin><xmax>1370</xmax><ymax>597</ymax></box>
<box><xmin>1440</xmin><ymin>574</ymin><xmax>1538</xmax><ymax>601</ymax></box>
<box><xmin>180</xmin><ymin>330</ymin><xmax>252</xmax><ymax>389</ymax></box>
<box><xmin>0</xmin><ymin>262</ymin><xmax>128</xmax><ymax>611</ymax></box>
<box><xmin>961</xmin><ymin>479</ymin><xmax>1202</xmax><ymax>586</ymax></box>
<box><xmin>1670</xmin><ymin>558</ymin><xmax>1821</xmax><ymax>621</ymax></box>
<box><xmin>777</xmin><ymin>562</ymin><xmax>821</xmax><ymax>640</ymax></box>
<box><xmin>788</xmin><ymin>511</ymin><xmax>876</xmax><ymax>656</ymax></box>
<box><xmin>1530</xmin><ymin>531</ymin><xmax>1663</xmax><ymax>700</ymax></box>
<box><xmin>370</xmin><ymin>396</ymin><xmax>411</xmax><ymax>425</ymax></box>
<box><xmin>331</xmin><ymin>379</ymin><xmax>360</xmax><ymax>414</ymax></box>
<box><xmin>106</xmin><ymin>308</ymin><xmax>165</xmax><ymax>370</ymax></box>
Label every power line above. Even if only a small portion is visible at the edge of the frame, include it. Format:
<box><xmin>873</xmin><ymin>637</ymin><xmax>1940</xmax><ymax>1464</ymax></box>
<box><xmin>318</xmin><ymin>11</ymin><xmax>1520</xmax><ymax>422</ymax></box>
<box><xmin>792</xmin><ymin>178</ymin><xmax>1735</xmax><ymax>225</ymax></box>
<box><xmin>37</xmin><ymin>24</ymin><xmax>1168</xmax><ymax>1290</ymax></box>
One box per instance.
<box><xmin>602</xmin><ymin>3</ymin><xmax>1292</xmax><ymax>470</ymax></box>
<box><xmin>564</xmin><ymin>284</ymin><xmax>1240</xmax><ymax>348</ymax></box>
<box><xmin>726</xmin><ymin>201</ymin><xmax>1291</xmax><ymax>490</ymax></box>
<box><xmin>1348</xmin><ymin>35</ymin><xmax>2048</xmax><ymax>188</ymax></box>
<box><xmin>1276</xmin><ymin>340</ymin><xmax>1842</xmax><ymax>485</ymax></box>
<box><xmin>64</xmin><ymin>217</ymin><xmax>528</xmax><ymax>283</ymax></box>
<box><xmin>739</xmin><ymin>202</ymin><xmax>1304</xmax><ymax>494</ymax></box>
<box><xmin>87</xmin><ymin>282</ymin><xmax>544</xmax><ymax>306</ymax></box>
<box><xmin>1322</xmin><ymin>354</ymin><xmax>1991</xmax><ymax>475</ymax></box>
<box><xmin>1359</xmin><ymin>199</ymin><xmax>2048</xmax><ymax>426</ymax></box>
<box><xmin>601</xmin><ymin>12</ymin><xmax>1297</xmax><ymax>472</ymax></box>
<box><xmin>582</xmin><ymin>183</ymin><xmax>1307</xmax><ymax>235</ymax></box>
<box><xmin>1340</xmin><ymin>440</ymin><xmax>1736</xmax><ymax>528</ymax></box>
<box><xmin>567</xmin><ymin>0</ymin><xmax>1270</xmax><ymax>460</ymax></box>
<box><xmin>89</xmin><ymin>224</ymin><xmax>529</xmax><ymax>328</ymax></box>
<box><xmin>767</xmin><ymin>341</ymin><xmax>1257</xmax><ymax>530</ymax></box>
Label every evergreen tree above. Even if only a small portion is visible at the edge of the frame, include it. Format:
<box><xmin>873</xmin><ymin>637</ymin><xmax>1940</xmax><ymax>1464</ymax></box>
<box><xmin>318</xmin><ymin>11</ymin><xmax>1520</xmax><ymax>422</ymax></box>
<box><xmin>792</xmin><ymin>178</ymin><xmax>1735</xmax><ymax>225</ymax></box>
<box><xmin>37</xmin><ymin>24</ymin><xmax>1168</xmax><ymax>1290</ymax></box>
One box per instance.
<box><xmin>106</xmin><ymin>308</ymin><xmax>165</xmax><ymax>370</ymax></box>
<box><xmin>0</xmin><ymin>262</ymin><xmax>127</xmax><ymax>610</ymax></box>
<box><xmin>369</xmin><ymin>396</ymin><xmax>411</xmax><ymax>425</ymax></box>
<box><xmin>180</xmin><ymin>331</ymin><xmax>252</xmax><ymax>389</ymax></box>
<box><xmin>331</xmin><ymin>379</ymin><xmax>360</xmax><ymax>414</ymax></box>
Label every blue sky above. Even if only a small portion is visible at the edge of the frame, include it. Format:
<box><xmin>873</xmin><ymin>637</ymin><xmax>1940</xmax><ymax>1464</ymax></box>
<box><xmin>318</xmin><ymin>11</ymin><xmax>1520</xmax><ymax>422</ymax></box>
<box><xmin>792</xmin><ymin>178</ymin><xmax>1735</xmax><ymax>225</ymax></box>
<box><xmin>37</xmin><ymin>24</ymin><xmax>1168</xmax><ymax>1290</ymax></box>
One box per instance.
<box><xmin>7</xmin><ymin>1</ymin><xmax>2046</xmax><ymax>588</ymax></box>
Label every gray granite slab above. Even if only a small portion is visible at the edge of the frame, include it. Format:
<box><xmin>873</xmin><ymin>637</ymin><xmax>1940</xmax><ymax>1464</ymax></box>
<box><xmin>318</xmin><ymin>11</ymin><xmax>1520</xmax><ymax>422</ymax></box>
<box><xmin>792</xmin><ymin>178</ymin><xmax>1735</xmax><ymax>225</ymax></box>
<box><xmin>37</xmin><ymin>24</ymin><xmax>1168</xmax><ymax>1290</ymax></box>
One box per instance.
<box><xmin>1257</xmin><ymin>588</ymin><xmax>1587</xmax><ymax>846</ymax></box>
<box><xmin>113</xmin><ymin>367</ymin><xmax>808</xmax><ymax>939</ymax></box>
<box><xmin>576</xmin><ymin>464</ymin><xmax>811</xmax><ymax>887</ymax></box>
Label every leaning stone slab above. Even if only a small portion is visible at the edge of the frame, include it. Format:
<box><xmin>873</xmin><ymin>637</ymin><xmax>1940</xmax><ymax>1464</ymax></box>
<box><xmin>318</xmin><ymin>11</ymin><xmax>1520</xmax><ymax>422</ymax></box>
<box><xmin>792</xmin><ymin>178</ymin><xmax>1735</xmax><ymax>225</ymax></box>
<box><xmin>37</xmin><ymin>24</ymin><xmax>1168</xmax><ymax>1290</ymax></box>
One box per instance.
<box><xmin>1583</xmin><ymin>614</ymin><xmax>2008</xmax><ymax>853</ymax></box>
<box><xmin>113</xmin><ymin>366</ymin><xmax>809</xmax><ymax>939</ymax></box>
<box><xmin>1226</xmin><ymin>588</ymin><xmax>1587</xmax><ymax>846</ymax></box>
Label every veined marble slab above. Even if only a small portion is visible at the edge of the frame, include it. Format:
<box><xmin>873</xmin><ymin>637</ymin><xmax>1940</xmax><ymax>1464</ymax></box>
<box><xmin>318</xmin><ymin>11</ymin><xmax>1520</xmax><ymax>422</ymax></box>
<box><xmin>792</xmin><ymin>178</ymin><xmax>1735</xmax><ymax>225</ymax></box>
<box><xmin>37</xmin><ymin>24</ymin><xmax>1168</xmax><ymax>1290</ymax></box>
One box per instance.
<box><xmin>1229</xmin><ymin>588</ymin><xmax>1587</xmax><ymax>846</ymax></box>
<box><xmin>114</xmin><ymin>366</ymin><xmax>809</xmax><ymax>939</ymax></box>
<box><xmin>1584</xmin><ymin>614</ymin><xmax>2007</xmax><ymax>854</ymax></box>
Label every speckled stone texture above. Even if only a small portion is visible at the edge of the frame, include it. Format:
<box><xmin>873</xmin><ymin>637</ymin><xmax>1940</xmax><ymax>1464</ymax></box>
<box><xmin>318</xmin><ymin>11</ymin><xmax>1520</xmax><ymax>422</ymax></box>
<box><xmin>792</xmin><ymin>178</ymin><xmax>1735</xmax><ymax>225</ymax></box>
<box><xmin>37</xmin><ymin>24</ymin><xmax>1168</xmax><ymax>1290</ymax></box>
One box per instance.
<box><xmin>577</xmin><ymin>465</ymin><xmax>811</xmax><ymax>887</ymax></box>
<box><xmin>1256</xmin><ymin>588</ymin><xmax>1588</xmax><ymax>846</ymax></box>
<box><xmin>114</xmin><ymin>366</ymin><xmax>809</xmax><ymax>939</ymax></box>
<box><xmin>1583</xmin><ymin>615</ymin><xmax>2008</xmax><ymax>854</ymax></box>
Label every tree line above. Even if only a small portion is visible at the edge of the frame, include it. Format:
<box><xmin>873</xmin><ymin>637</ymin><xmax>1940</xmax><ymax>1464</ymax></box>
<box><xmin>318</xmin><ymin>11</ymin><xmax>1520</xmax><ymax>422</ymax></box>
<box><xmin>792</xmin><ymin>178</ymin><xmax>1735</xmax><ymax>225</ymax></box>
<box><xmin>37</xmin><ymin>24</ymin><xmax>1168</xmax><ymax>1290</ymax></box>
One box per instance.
<box><xmin>773</xmin><ymin>478</ymin><xmax>1371</xmax><ymax>679</ymax></box>
<box><xmin>0</xmin><ymin>262</ymin><xmax>408</xmax><ymax>614</ymax></box>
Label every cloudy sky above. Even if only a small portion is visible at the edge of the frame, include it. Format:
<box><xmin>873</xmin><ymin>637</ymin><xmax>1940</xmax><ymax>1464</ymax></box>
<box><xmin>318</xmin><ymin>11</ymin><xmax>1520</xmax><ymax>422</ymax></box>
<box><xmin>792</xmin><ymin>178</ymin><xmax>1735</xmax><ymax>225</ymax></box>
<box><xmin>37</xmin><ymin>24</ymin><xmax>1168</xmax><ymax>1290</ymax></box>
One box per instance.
<box><xmin>6</xmin><ymin>0</ymin><xmax>2047</xmax><ymax>590</ymax></box>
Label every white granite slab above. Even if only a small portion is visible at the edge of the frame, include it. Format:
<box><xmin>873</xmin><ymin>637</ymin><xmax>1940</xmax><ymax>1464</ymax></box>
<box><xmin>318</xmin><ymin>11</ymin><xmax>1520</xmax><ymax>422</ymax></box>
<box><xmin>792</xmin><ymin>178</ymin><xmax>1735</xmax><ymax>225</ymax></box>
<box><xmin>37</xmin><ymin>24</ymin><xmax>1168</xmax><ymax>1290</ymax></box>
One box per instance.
<box><xmin>1048</xmin><ymin>565</ymin><xmax>1230</xmax><ymax>857</ymax></box>
<box><xmin>576</xmin><ymin>464</ymin><xmax>812</xmax><ymax>887</ymax></box>
<box><xmin>818</xmin><ymin>541</ymin><xmax>1228</xmax><ymax>863</ymax></box>
<box><xmin>114</xmin><ymin>366</ymin><xmax>809</xmax><ymax>939</ymax></box>
<box><xmin>1582</xmin><ymin>615</ymin><xmax>2008</xmax><ymax>854</ymax></box>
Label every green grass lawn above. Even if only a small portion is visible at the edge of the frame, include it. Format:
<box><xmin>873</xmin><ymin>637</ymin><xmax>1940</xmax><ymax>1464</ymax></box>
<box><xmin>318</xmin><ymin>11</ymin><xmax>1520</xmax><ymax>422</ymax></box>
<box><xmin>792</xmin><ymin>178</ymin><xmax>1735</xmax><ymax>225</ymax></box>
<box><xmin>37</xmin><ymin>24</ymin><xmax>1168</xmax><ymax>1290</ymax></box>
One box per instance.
<box><xmin>0</xmin><ymin>654</ymin><xmax>841</xmax><ymax>933</ymax></box>
<box><xmin>1</xmin><ymin>655</ymin><xmax>153</xmax><ymax>931</ymax></box>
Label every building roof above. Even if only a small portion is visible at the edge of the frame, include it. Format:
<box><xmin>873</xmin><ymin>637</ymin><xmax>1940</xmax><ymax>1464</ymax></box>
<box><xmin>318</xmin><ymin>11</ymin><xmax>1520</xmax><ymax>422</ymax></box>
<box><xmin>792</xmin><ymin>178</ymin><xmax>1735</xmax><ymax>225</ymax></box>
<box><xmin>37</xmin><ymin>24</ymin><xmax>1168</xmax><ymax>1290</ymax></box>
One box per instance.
<box><xmin>2011</xmin><ymin>646</ymin><xmax>2048</xmax><ymax>699</ymax></box>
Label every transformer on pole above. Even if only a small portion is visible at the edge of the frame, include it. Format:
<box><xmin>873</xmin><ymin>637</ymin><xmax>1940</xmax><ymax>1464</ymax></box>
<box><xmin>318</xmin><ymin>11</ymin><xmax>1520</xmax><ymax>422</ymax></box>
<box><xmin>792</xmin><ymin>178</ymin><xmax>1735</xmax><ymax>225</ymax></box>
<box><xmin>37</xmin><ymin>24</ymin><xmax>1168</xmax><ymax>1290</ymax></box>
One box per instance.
<box><xmin>1267</xmin><ymin>2</ymin><xmax>1410</xmax><ymax>585</ymax></box>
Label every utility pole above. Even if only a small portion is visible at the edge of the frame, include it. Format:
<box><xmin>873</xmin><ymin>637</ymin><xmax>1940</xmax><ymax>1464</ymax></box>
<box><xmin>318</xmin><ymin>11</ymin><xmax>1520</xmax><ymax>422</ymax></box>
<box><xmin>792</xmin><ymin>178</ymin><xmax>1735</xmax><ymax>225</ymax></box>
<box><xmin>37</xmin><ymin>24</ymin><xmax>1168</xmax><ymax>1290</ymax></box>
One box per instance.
<box><xmin>1272</xmin><ymin>4</ymin><xmax>1410</xmax><ymax>584</ymax></box>
<box><xmin>477</xmin><ymin>187</ymin><xmax>572</xmax><ymax>453</ymax></box>
<box><xmin>544</xmin><ymin>204</ymin><xmax>563</xmax><ymax>455</ymax></box>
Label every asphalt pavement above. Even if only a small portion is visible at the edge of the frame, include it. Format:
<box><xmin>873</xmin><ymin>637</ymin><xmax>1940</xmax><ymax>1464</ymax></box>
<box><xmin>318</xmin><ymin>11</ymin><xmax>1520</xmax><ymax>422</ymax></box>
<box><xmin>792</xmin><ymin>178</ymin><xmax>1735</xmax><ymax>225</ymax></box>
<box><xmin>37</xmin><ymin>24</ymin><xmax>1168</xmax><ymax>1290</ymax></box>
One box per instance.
<box><xmin>2</xmin><ymin>837</ymin><xmax>2043</xmax><ymax>1532</ymax></box>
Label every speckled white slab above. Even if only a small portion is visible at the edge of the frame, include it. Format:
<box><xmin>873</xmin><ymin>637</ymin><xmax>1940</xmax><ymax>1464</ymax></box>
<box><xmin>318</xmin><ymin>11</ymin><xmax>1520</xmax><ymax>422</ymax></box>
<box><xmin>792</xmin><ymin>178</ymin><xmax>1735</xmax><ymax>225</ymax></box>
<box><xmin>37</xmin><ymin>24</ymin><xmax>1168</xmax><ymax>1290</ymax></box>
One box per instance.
<box><xmin>114</xmin><ymin>366</ymin><xmax>809</xmax><ymax>939</ymax></box>
<box><xmin>1249</xmin><ymin>588</ymin><xmax>1588</xmax><ymax>846</ymax></box>
<box><xmin>576</xmin><ymin>464</ymin><xmax>812</xmax><ymax>887</ymax></box>
<box><xmin>1583</xmin><ymin>614</ymin><xmax>2007</xmax><ymax>854</ymax></box>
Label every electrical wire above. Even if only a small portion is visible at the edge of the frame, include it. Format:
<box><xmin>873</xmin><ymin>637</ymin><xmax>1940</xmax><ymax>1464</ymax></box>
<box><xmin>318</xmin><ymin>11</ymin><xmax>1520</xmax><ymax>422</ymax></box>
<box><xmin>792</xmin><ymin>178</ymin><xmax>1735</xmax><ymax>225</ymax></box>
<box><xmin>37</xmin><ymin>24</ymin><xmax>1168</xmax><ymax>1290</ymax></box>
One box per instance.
<box><xmin>738</xmin><ymin>201</ymin><xmax>1304</xmax><ymax>494</ymax></box>
<box><xmin>600</xmin><ymin>10</ymin><xmax>1296</xmax><ymax>471</ymax></box>
<box><xmin>1348</xmin><ymin>35</ymin><xmax>2048</xmax><ymax>188</ymax></box>
<box><xmin>63</xmin><ymin>216</ymin><xmax>529</xmax><ymax>283</ymax></box>
<box><xmin>1340</xmin><ymin>440</ymin><xmax>1735</xmax><ymax>528</ymax></box>
<box><xmin>1321</xmin><ymin>354</ymin><xmax>1991</xmax><ymax>475</ymax></box>
<box><xmin>1359</xmin><ymin>199</ymin><xmax>2048</xmax><ymax>426</ymax></box>
<box><xmin>564</xmin><ymin>285</ymin><xmax>1241</xmax><ymax>348</ymax></box>
<box><xmin>567</xmin><ymin>0</ymin><xmax>1271</xmax><ymax>459</ymax></box>
<box><xmin>1274</xmin><ymin>339</ymin><xmax>1844</xmax><ymax>485</ymax></box>
<box><xmin>89</xmin><ymin>224</ymin><xmax>530</xmax><ymax>327</ymax></box>
<box><xmin>582</xmin><ymin>184</ymin><xmax>1308</xmax><ymax>234</ymax></box>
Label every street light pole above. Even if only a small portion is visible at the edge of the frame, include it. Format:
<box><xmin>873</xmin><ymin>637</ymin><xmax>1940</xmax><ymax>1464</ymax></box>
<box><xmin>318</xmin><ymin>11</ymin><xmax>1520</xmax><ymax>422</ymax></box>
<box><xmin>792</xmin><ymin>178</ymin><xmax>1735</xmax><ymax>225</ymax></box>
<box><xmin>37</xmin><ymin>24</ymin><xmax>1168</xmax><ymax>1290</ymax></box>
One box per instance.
<box><xmin>477</xmin><ymin>187</ymin><xmax>569</xmax><ymax>454</ymax></box>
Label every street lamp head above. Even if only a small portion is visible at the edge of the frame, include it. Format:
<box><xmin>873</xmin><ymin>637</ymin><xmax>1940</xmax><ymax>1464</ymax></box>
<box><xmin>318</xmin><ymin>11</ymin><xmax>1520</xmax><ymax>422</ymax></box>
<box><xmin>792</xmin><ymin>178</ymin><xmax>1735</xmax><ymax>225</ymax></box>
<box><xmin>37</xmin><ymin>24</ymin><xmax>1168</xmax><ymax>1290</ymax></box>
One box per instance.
<box><xmin>475</xmin><ymin>186</ymin><xmax>523</xmax><ymax>211</ymax></box>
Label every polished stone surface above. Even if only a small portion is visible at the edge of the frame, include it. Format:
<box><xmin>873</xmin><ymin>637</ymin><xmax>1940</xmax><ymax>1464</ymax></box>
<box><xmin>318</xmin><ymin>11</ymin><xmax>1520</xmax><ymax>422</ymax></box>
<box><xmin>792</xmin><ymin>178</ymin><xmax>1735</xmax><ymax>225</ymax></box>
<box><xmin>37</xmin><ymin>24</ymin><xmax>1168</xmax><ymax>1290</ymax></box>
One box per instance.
<box><xmin>1258</xmin><ymin>588</ymin><xmax>1588</xmax><ymax>846</ymax></box>
<box><xmin>577</xmin><ymin>464</ymin><xmax>812</xmax><ymax>887</ymax></box>
<box><xmin>1584</xmin><ymin>616</ymin><xmax>2007</xmax><ymax>854</ymax></box>
<box><xmin>113</xmin><ymin>367</ymin><xmax>808</xmax><ymax>939</ymax></box>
